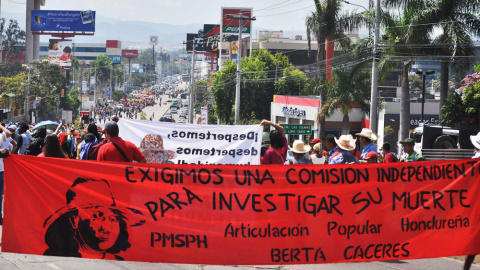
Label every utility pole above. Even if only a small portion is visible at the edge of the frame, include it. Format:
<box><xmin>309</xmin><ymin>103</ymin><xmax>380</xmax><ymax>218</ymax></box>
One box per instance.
<box><xmin>188</xmin><ymin>40</ymin><xmax>196</xmax><ymax>124</ymax></box>
<box><xmin>369</xmin><ymin>0</ymin><xmax>380</xmax><ymax>133</ymax></box>
<box><xmin>226</xmin><ymin>11</ymin><xmax>256</xmax><ymax>124</ymax></box>
<box><xmin>26</xmin><ymin>62</ymin><xmax>31</xmax><ymax>123</ymax></box>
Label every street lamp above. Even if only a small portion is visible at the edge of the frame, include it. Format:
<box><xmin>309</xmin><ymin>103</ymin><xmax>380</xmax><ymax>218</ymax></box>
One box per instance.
<box><xmin>415</xmin><ymin>69</ymin><xmax>435</xmax><ymax>123</ymax></box>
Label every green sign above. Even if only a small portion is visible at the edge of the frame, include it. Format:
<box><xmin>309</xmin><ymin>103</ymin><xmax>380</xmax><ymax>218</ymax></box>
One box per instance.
<box><xmin>280</xmin><ymin>124</ymin><xmax>312</xmax><ymax>135</ymax></box>
<box><xmin>222</xmin><ymin>26</ymin><xmax>251</xmax><ymax>34</ymax></box>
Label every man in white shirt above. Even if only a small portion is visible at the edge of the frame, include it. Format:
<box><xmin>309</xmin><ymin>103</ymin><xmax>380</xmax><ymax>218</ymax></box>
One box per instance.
<box><xmin>0</xmin><ymin>123</ymin><xmax>14</xmax><ymax>225</ymax></box>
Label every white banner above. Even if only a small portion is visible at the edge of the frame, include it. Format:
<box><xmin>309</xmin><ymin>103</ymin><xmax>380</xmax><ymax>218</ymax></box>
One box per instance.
<box><xmin>118</xmin><ymin>119</ymin><xmax>262</xmax><ymax>165</ymax></box>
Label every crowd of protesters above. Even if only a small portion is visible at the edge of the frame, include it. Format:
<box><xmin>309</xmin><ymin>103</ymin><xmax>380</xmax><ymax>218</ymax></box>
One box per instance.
<box><xmin>260</xmin><ymin>119</ymin><xmax>435</xmax><ymax>165</ymax></box>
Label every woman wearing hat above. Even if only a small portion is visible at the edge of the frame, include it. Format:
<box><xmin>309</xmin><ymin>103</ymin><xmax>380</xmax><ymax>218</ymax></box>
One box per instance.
<box><xmin>285</xmin><ymin>140</ymin><xmax>313</xmax><ymax>165</ymax></box>
<box><xmin>355</xmin><ymin>128</ymin><xmax>377</xmax><ymax>162</ymax></box>
<box><xmin>470</xmin><ymin>132</ymin><xmax>480</xmax><ymax>158</ymax></box>
<box><xmin>330</xmin><ymin>135</ymin><xmax>360</xmax><ymax>164</ymax></box>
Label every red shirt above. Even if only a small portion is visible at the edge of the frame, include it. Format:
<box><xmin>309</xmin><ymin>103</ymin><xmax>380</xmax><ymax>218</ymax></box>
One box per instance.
<box><xmin>97</xmin><ymin>137</ymin><xmax>145</xmax><ymax>163</ymax></box>
<box><xmin>261</xmin><ymin>137</ymin><xmax>287</xmax><ymax>165</ymax></box>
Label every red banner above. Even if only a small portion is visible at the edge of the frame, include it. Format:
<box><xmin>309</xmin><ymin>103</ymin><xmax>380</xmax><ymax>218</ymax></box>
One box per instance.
<box><xmin>3</xmin><ymin>155</ymin><xmax>480</xmax><ymax>264</ymax></box>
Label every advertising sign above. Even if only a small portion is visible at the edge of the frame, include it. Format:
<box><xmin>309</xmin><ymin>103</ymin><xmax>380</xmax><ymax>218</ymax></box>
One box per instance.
<box><xmin>89</xmin><ymin>76</ymin><xmax>95</xmax><ymax>91</ymax></box>
<box><xmin>107</xmin><ymin>55</ymin><xmax>121</xmax><ymax>64</ymax></box>
<box><xmin>48</xmin><ymin>39</ymin><xmax>72</xmax><ymax>67</ymax></box>
<box><xmin>82</xmin><ymin>80</ymin><xmax>87</xmax><ymax>92</ymax></box>
<box><xmin>185</xmin><ymin>33</ymin><xmax>207</xmax><ymax>52</ymax></box>
<box><xmin>221</xmin><ymin>7</ymin><xmax>252</xmax><ymax>33</ymax></box>
<box><xmin>201</xmin><ymin>107</ymin><xmax>208</xmax><ymax>125</ymax></box>
<box><xmin>118</xmin><ymin>119</ymin><xmax>262</xmax><ymax>165</ymax></box>
<box><xmin>149</xmin><ymin>35</ymin><xmax>158</xmax><ymax>46</ymax></box>
<box><xmin>31</xmin><ymin>10</ymin><xmax>96</xmax><ymax>32</ymax></box>
<box><xmin>4</xmin><ymin>156</ymin><xmax>480</xmax><ymax>264</ymax></box>
<box><xmin>202</xmin><ymin>24</ymin><xmax>237</xmax><ymax>53</ymax></box>
<box><xmin>122</xmin><ymin>50</ymin><xmax>138</xmax><ymax>58</ymax></box>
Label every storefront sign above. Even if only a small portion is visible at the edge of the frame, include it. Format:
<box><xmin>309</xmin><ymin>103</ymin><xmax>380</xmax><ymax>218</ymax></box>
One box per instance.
<box><xmin>282</xmin><ymin>106</ymin><xmax>306</xmax><ymax>117</ymax></box>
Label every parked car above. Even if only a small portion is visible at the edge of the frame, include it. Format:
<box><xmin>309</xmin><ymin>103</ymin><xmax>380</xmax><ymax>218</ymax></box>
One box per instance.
<box><xmin>177</xmin><ymin>115</ymin><xmax>187</xmax><ymax>124</ymax></box>
<box><xmin>170</xmin><ymin>106</ymin><xmax>178</xmax><ymax>114</ymax></box>
<box><xmin>164</xmin><ymin>113</ymin><xmax>173</xmax><ymax>119</ymax></box>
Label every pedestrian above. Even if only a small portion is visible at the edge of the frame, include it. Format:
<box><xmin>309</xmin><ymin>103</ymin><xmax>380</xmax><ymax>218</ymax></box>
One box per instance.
<box><xmin>309</xmin><ymin>138</ymin><xmax>321</xmax><ymax>154</ymax></box>
<box><xmin>25</xmin><ymin>127</ymin><xmax>47</xmax><ymax>156</ymax></box>
<box><xmin>261</xmin><ymin>120</ymin><xmax>287</xmax><ymax>165</ymax></box>
<box><xmin>330</xmin><ymin>135</ymin><xmax>360</xmax><ymax>164</ymax></box>
<box><xmin>399</xmin><ymin>138</ymin><xmax>425</xmax><ymax>162</ymax></box>
<box><xmin>0</xmin><ymin>123</ymin><xmax>14</xmax><ymax>225</ymax></box>
<box><xmin>380</xmin><ymin>142</ymin><xmax>397</xmax><ymax>163</ymax></box>
<box><xmin>310</xmin><ymin>142</ymin><xmax>326</xmax><ymax>164</ymax></box>
<box><xmin>285</xmin><ymin>140</ymin><xmax>313</xmax><ymax>165</ymax></box>
<box><xmin>470</xmin><ymin>132</ymin><xmax>480</xmax><ymax>158</ymax></box>
<box><xmin>14</xmin><ymin>122</ymin><xmax>32</xmax><ymax>155</ymax></box>
<box><xmin>356</xmin><ymin>128</ymin><xmax>378</xmax><ymax>163</ymax></box>
<box><xmin>38</xmin><ymin>134</ymin><xmax>67</xmax><ymax>158</ymax></box>
<box><xmin>97</xmin><ymin>121</ymin><xmax>146</xmax><ymax>163</ymax></box>
<box><xmin>87</xmin><ymin>123</ymin><xmax>102</xmax><ymax>143</ymax></box>
<box><xmin>56</xmin><ymin>124</ymin><xmax>73</xmax><ymax>159</ymax></box>
<box><xmin>363</xmin><ymin>151</ymin><xmax>378</xmax><ymax>163</ymax></box>
<box><xmin>324</xmin><ymin>134</ymin><xmax>338</xmax><ymax>164</ymax></box>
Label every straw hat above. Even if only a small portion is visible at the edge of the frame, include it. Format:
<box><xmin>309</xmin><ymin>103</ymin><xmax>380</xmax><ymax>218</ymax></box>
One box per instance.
<box><xmin>289</xmin><ymin>140</ymin><xmax>311</xmax><ymax>153</ymax></box>
<box><xmin>471</xmin><ymin>132</ymin><xmax>480</xmax><ymax>150</ymax></box>
<box><xmin>335</xmin><ymin>135</ymin><xmax>357</xmax><ymax>151</ymax></box>
<box><xmin>355</xmin><ymin>128</ymin><xmax>377</xmax><ymax>141</ymax></box>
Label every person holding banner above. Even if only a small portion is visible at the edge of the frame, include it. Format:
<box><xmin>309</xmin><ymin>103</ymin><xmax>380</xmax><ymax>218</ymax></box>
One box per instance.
<box><xmin>260</xmin><ymin>120</ymin><xmax>287</xmax><ymax>165</ymax></box>
<box><xmin>355</xmin><ymin>128</ymin><xmax>378</xmax><ymax>163</ymax></box>
<box><xmin>330</xmin><ymin>135</ymin><xmax>360</xmax><ymax>164</ymax></box>
<box><xmin>399</xmin><ymin>138</ymin><xmax>425</xmax><ymax>162</ymax></box>
<box><xmin>97</xmin><ymin>121</ymin><xmax>146</xmax><ymax>163</ymax></box>
<box><xmin>324</xmin><ymin>134</ymin><xmax>338</xmax><ymax>164</ymax></box>
<box><xmin>285</xmin><ymin>140</ymin><xmax>313</xmax><ymax>165</ymax></box>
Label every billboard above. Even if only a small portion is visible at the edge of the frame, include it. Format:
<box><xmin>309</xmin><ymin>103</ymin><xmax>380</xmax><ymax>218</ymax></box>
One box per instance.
<box><xmin>107</xmin><ymin>55</ymin><xmax>121</xmax><ymax>64</ymax></box>
<box><xmin>122</xmin><ymin>50</ymin><xmax>138</xmax><ymax>58</ymax></box>
<box><xmin>221</xmin><ymin>7</ymin><xmax>252</xmax><ymax>33</ymax></box>
<box><xmin>185</xmin><ymin>33</ymin><xmax>207</xmax><ymax>52</ymax></box>
<box><xmin>202</xmin><ymin>24</ymin><xmax>237</xmax><ymax>53</ymax></box>
<box><xmin>48</xmin><ymin>39</ymin><xmax>72</xmax><ymax>67</ymax></box>
<box><xmin>31</xmin><ymin>10</ymin><xmax>96</xmax><ymax>32</ymax></box>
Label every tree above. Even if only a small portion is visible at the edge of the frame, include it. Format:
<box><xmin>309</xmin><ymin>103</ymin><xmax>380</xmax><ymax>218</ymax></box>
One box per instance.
<box><xmin>210</xmin><ymin>50</ymin><xmax>305</xmax><ymax>124</ymax></box>
<box><xmin>0</xmin><ymin>18</ymin><xmax>26</xmax><ymax>61</ymax></box>
<box><xmin>382</xmin><ymin>1</ymin><xmax>431</xmax><ymax>141</ymax></box>
<box><xmin>386</xmin><ymin>0</ymin><xmax>480</xmax><ymax>116</ymax></box>
<box><xmin>305</xmin><ymin>0</ymin><xmax>355</xmax><ymax>142</ymax></box>
<box><xmin>320</xmin><ymin>63</ymin><xmax>371</xmax><ymax>134</ymax></box>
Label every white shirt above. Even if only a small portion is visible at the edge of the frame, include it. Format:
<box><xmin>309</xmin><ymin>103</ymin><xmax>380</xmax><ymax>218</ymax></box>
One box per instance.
<box><xmin>0</xmin><ymin>133</ymin><xmax>12</xmax><ymax>172</ymax></box>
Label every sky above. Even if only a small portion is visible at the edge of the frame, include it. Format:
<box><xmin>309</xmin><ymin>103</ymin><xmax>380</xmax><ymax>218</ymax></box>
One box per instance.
<box><xmin>1</xmin><ymin>0</ymin><xmax>370</xmax><ymax>35</ymax></box>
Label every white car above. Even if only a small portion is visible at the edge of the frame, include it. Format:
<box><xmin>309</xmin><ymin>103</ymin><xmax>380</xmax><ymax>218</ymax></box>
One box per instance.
<box><xmin>170</xmin><ymin>106</ymin><xmax>178</xmax><ymax>114</ymax></box>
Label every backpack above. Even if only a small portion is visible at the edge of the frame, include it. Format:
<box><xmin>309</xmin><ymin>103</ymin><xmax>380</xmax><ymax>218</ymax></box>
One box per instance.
<box><xmin>386</xmin><ymin>152</ymin><xmax>398</xmax><ymax>162</ymax></box>
<box><xmin>88</xmin><ymin>138</ymin><xmax>107</xmax><ymax>160</ymax></box>
<box><xmin>24</xmin><ymin>137</ymin><xmax>44</xmax><ymax>156</ymax></box>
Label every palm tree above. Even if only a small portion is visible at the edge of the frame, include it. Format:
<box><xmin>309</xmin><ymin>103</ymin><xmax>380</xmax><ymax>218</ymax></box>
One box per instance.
<box><xmin>381</xmin><ymin>2</ymin><xmax>430</xmax><ymax>141</ymax></box>
<box><xmin>305</xmin><ymin>0</ymin><xmax>354</xmax><ymax>142</ymax></box>
<box><xmin>386</xmin><ymin>0</ymin><xmax>480</xmax><ymax>116</ymax></box>
<box><xmin>320</xmin><ymin>62</ymin><xmax>371</xmax><ymax>134</ymax></box>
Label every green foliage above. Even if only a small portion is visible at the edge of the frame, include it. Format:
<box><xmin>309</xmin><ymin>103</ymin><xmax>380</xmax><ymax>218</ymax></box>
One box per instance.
<box><xmin>275</xmin><ymin>68</ymin><xmax>308</xmax><ymax>96</ymax></box>
<box><xmin>0</xmin><ymin>18</ymin><xmax>26</xmax><ymax>60</ymax></box>
<box><xmin>111</xmin><ymin>91</ymin><xmax>127</xmax><ymax>101</ymax></box>
<box><xmin>140</xmin><ymin>111</ymin><xmax>147</xmax><ymax>120</ymax></box>
<box><xmin>211</xmin><ymin>50</ymin><xmax>306</xmax><ymax>124</ymax></box>
<box><xmin>474</xmin><ymin>61</ymin><xmax>480</xmax><ymax>74</ymax></box>
<box><xmin>320</xmin><ymin>62</ymin><xmax>371</xmax><ymax>134</ymax></box>
<box><xmin>441</xmin><ymin>89</ymin><xmax>465</xmax><ymax>125</ymax></box>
